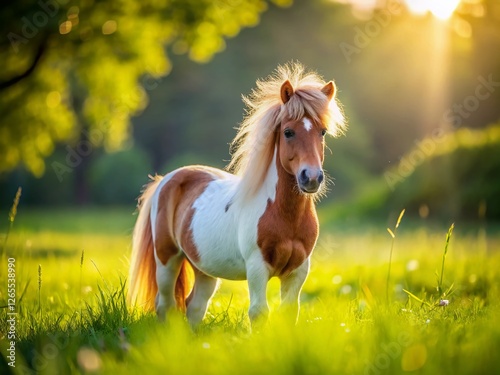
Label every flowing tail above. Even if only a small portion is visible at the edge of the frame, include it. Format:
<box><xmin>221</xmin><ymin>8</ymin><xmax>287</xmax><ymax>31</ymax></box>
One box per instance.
<box><xmin>127</xmin><ymin>174</ymin><xmax>195</xmax><ymax>312</ymax></box>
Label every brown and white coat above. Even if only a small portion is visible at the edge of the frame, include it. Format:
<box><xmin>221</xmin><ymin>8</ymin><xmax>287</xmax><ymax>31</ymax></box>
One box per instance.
<box><xmin>127</xmin><ymin>63</ymin><xmax>346</xmax><ymax>327</ymax></box>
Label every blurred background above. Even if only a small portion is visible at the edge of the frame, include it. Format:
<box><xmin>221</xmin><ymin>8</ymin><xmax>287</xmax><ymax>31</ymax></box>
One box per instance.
<box><xmin>1</xmin><ymin>0</ymin><xmax>499</xmax><ymax>222</ymax></box>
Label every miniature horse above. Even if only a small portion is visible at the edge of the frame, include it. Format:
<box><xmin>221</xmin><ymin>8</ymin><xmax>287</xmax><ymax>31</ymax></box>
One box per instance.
<box><xmin>127</xmin><ymin>63</ymin><xmax>345</xmax><ymax>326</ymax></box>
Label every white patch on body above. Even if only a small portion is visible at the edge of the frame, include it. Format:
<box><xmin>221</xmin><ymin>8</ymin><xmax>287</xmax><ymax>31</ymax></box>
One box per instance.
<box><xmin>303</xmin><ymin>117</ymin><xmax>312</xmax><ymax>132</ymax></box>
<box><xmin>191</xmin><ymin>149</ymin><xmax>279</xmax><ymax>280</ymax></box>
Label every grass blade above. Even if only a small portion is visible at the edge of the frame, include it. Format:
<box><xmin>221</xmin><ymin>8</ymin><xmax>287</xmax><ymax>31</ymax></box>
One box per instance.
<box><xmin>395</xmin><ymin>209</ymin><xmax>406</xmax><ymax>229</ymax></box>
<box><xmin>438</xmin><ymin>223</ymin><xmax>455</xmax><ymax>295</ymax></box>
<box><xmin>403</xmin><ymin>289</ymin><xmax>433</xmax><ymax>308</ymax></box>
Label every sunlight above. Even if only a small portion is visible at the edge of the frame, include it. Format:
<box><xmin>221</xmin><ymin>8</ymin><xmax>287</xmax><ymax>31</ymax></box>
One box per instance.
<box><xmin>339</xmin><ymin>0</ymin><xmax>462</xmax><ymax>20</ymax></box>
<box><xmin>401</xmin><ymin>0</ymin><xmax>461</xmax><ymax>20</ymax></box>
<box><xmin>404</xmin><ymin>0</ymin><xmax>429</xmax><ymax>15</ymax></box>
<box><xmin>334</xmin><ymin>0</ymin><xmax>458</xmax><ymax>133</ymax></box>
<box><xmin>427</xmin><ymin>0</ymin><xmax>461</xmax><ymax>20</ymax></box>
<box><xmin>420</xmin><ymin>18</ymin><xmax>452</xmax><ymax>132</ymax></box>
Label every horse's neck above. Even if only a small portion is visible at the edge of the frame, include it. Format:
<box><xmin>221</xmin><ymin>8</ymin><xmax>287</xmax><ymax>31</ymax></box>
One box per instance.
<box><xmin>272</xmin><ymin>154</ymin><xmax>316</xmax><ymax>220</ymax></box>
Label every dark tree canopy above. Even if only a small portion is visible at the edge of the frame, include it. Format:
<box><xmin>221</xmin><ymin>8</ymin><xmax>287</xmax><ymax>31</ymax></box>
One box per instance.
<box><xmin>0</xmin><ymin>0</ymin><xmax>290</xmax><ymax>176</ymax></box>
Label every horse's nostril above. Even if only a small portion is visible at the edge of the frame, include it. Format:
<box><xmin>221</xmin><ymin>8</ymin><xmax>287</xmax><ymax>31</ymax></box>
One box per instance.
<box><xmin>300</xmin><ymin>169</ymin><xmax>309</xmax><ymax>183</ymax></box>
<box><xmin>318</xmin><ymin>170</ymin><xmax>324</xmax><ymax>184</ymax></box>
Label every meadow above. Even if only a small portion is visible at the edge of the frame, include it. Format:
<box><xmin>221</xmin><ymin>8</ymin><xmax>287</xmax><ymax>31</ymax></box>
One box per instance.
<box><xmin>1</xmin><ymin>207</ymin><xmax>499</xmax><ymax>374</ymax></box>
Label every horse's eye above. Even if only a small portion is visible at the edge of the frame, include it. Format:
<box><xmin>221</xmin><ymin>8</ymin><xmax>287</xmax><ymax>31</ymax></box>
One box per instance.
<box><xmin>284</xmin><ymin>129</ymin><xmax>295</xmax><ymax>139</ymax></box>
<box><xmin>321</xmin><ymin>129</ymin><xmax>327</xmax><ymax>137</ymax></box>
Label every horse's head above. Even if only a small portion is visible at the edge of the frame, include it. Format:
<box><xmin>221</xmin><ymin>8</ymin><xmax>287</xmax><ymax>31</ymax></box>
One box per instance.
<box><xmin>278</xmin><ymin>80</ymin><xmax>336</xmax><ymax>194</ymax></box>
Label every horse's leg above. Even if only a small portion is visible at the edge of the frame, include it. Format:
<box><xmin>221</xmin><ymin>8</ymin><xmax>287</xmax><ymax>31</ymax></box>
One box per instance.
<box><xmin>186</xmin><ymin>270</ymin><xmax>218</xmax><ymax>327</ymax></box>
<box><xmin>155</xmin><ymin>252</ymin><xmax>184</xmax><ymax>321</ymax></box>
<box><xmin>279</xmin><ymin>257</ymin><xmax>310</xmax><ymax>324</ymax></box>
<box><xmin>246</xmin><ymin>252</ymin><xmax>270</xmax><ymax>326</ymax></box>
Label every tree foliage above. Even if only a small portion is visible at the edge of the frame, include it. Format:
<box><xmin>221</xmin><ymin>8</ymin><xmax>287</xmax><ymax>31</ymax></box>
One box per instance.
<box><xmin>1</xmin><ymin>0</ymin><xmax>499</xmax><ymax>216</ymax></box>
<box><xmin>0</xmin><ymin>0</ymin><xmax>291</xmax><ymax>176</ymax></box>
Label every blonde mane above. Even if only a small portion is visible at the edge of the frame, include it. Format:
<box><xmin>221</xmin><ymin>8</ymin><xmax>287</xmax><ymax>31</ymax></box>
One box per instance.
<box><xmin>227</xmin><ymin>62</ymin><xmax>346</xmax><ymax>202</ymax></box>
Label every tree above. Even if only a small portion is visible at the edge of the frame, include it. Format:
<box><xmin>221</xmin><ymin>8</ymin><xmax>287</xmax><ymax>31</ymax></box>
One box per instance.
<box><xmin>0</xmin><ymin>0</ymin><xmax>291</xmax><ymax>177</ymax></box>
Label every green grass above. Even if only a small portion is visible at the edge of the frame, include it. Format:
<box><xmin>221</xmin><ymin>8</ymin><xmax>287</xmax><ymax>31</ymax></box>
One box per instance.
<box><xmin>1</xmin><ymin>208</ymin><xmax>500</xmax><ymax>374</ymax></box>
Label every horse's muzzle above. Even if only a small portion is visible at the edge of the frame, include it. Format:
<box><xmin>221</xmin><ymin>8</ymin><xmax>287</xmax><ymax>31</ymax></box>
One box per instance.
<box><xmin>298</xmin><ymin>167</ymin><xmax>324</xmax><ymax>193</ymax></box>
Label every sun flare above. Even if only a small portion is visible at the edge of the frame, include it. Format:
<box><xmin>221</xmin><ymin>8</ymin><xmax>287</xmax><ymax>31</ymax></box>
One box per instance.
<box><xmin>405</xmin><ymin>0</ymin><xmax>461</xmax><ymax>20</ymax></box>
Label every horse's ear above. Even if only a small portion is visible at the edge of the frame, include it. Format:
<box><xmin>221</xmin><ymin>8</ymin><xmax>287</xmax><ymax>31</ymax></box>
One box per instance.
<box><xmin>280</xmin><ymin>80</ymin><xmax>294</xmax><ymax>104</ymax></box>
<box><xmin>321</xmin><ymin>81</ymin><xmax>336</xmax><ymax>101</ymax></box>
